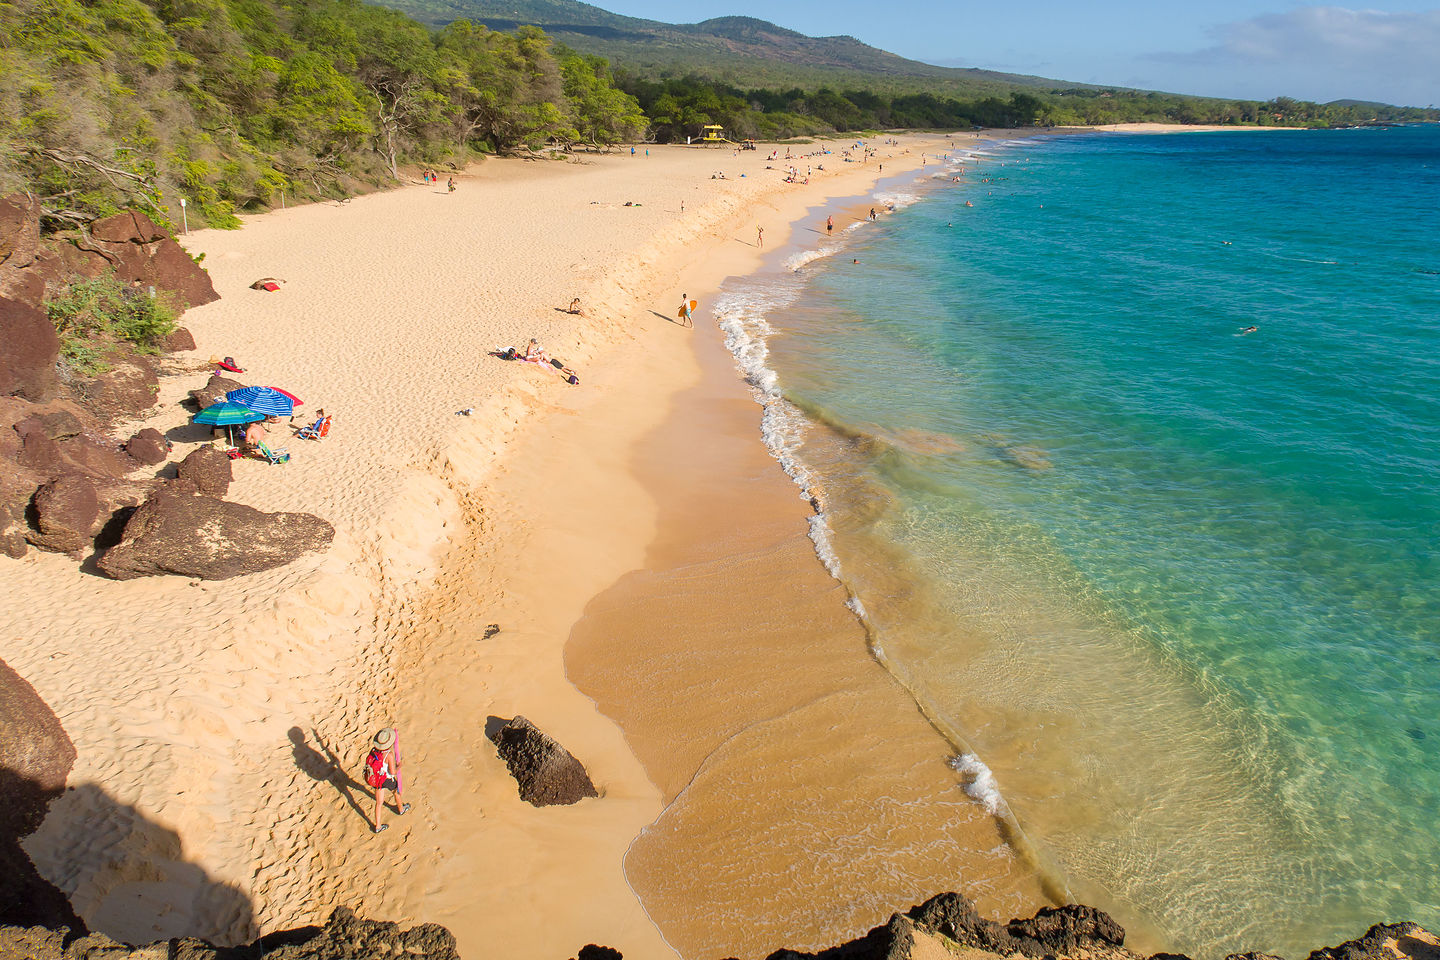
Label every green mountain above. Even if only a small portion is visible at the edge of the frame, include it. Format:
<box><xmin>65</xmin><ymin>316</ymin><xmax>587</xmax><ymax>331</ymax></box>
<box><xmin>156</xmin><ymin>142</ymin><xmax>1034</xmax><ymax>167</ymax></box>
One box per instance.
<box><xmin>362</xmin><ymin>0</ymin><xmax>1069</xmax><ymax>98</ymax></box>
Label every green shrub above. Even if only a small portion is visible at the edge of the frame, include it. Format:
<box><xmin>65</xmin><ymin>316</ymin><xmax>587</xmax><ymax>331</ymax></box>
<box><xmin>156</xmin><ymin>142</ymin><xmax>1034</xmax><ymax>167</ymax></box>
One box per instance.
<box><xmin>46</xmin><ymin>272</ymin><xmax>181</xmax><ymax>372</ymax></box>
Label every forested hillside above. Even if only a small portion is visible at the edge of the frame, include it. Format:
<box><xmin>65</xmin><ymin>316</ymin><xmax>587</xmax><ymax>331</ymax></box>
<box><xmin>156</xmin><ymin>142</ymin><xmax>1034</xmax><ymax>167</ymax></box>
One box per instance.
<box><xmin>0</xmin><ymin>0</ymin><xmax>645</xmax><ymax>231</ymax></box>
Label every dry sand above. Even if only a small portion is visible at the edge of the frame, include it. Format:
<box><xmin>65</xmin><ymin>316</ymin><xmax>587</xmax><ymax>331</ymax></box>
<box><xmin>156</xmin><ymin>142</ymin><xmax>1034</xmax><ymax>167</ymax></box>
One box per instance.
<box><xmin>1</xmin><ymin>133</ymin><xmax>989</xmax><ymax>958</ymax></box>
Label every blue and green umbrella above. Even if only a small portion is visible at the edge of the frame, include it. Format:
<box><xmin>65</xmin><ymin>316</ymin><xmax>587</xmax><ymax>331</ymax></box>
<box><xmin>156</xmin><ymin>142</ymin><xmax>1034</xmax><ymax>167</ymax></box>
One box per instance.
<box><xmin>194</xmin><ymin>401</ymin><xmax>265</xmax><ymax>446</ymax></box>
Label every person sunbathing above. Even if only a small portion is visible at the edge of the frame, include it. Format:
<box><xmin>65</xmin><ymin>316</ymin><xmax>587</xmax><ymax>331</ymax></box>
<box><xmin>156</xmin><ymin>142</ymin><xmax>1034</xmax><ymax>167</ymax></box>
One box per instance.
<box><xmin>523</xmin><ymin>339</ymin><xmax>549</xmax><ymax>363</ymax></box>
<box><xmin>568</xmin><ymin>298</ymin><xmax>584</xmax><ymax>315</ymax></box>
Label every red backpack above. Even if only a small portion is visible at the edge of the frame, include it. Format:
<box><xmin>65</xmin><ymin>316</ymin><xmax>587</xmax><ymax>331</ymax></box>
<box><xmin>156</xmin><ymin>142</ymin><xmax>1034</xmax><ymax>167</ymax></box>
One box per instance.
<box><xmin>364</xmin><ymin>748</ymin><xmax>388</xmax><ymax>788</ymax></box>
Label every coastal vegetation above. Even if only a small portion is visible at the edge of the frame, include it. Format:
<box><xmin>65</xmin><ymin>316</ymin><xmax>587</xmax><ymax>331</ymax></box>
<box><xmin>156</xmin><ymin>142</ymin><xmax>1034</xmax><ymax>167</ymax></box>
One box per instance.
<box><xmin>0</xmin><ymin>0</ymin><xmax>646</xmax><ymax>231</ymax></box>
<box><xmin>45</xmin><ymin>273</ymin><xmax>181</xmax><ymax>374</ymax></box>
<box><xmin>1</xmin><ymin>0</ymin><xmax>1434</xmax><ymax>232</ymax></box>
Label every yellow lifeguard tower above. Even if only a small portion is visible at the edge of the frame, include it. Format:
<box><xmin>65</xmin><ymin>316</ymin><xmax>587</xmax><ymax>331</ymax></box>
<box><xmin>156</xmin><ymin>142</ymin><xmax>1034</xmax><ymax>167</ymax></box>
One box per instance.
<box><xmin>701</xmin><ymin>125</ymin><xmax>729</xmax><ymax>143</ymax></box>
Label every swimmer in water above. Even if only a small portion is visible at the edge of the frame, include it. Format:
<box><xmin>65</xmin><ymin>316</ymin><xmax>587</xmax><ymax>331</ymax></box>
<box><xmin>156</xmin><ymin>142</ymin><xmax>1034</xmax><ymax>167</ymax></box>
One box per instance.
<box><xmin>1240</xmin><ymin>326</ymin><xmax>1258</xmax><ymax>335</ymax></box>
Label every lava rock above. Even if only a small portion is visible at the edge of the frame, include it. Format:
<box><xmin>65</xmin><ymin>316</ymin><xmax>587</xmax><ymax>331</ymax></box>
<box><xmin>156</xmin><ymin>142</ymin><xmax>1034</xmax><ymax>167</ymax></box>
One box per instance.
<box><xmin>175</xmin><ymin>445</ymin><xmax>232</xmax><ymax>497</ymax></box>
<box><xmin>574</xmin><ymin>947</ymin><xmax>624</xmax><ymax>960</ymax></box>
<box><xmin>25</xmin><ymin>410</ymin><xmax>84</xmax><ymax>442</ymax></box>
<box><xmin>0</xmin><ymin>297</ymin><xmax>60</xmax><ymax>401</ymax></box>
<box><xmin>124</xmin><ymin>427</ymin><xmax>169</xmax><ymax>465</ymax></box>
<box><xmin>163</xmin><ymin>326</ymin><xmax>197</xmax><ymax>352</ymax></box>
<box><xmin>188</xmin><ymin>373</ymin><xmax>246</xmax><ymax>411</ymax></box>
<box><xmin>489</xmin><ymin>715</ymin><xmax>599</xmax><ymax>807</ymax></box>
<box><xmin>26</xmin><ymin>475</ymin><xmax>100</xmax><ymax>554</ymax></box>
<box><xmin>1008</xmin><ymin>904</ymin><xmax>1127</xmax><ymax>955</ymax></box>
<box><xmin>1306</xmin><ymin>922</ymin><xmax>1430</xmax><ymax>960</ymax></box>
<box><xmin>89</xmin><ymin>210</ymin><xmax>167</xmax><ymax>245</ymax></box>
<box><xmin>0</xmin><ymin>194</ymin><xmax>42</xmax><ymax>287</ymax></box>
<box><xmin>0</xmin><ymin>658</ymin><xmax>84</xmax><ymax>933</ymax></box>
<box><xmin>0</xmin><ymin>905</ymin><xmax>456</xmax><ymax>960</ymax></box>
<box><xmin>79</xmin><ymin>357</ymin><xmax>159</xmax><ymax>421</ymax></box>
<box><xmin>97</xmin><ymin>486</ymin><xmax>334</xmax><ymax>580</ymax></box>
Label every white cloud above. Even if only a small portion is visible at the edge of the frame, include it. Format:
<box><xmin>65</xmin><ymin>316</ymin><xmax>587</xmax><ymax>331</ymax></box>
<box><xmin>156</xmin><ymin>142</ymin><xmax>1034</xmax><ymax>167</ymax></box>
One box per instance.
<box><xmin>1152</xmin><ymin>6</ymin><xmax>1440</xmax><ymax>105</ymax></box>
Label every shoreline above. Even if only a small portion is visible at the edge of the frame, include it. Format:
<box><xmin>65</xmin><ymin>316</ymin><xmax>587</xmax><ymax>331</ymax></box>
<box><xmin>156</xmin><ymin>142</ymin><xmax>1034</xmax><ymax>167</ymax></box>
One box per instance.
<box><xmin>2</xmin><ymin>122</ymin><xmax>1277</xmax><ymax>957</ymax></box>
<box><xmin>4</xmin><ymin>133</ymin><xmax>969</xmax><ymax>957</ymax></box>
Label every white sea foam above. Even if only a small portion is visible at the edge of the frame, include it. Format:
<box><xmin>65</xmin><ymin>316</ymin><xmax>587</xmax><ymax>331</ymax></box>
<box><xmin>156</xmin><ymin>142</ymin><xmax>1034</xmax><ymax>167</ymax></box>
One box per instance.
<box><xmin>874</xmin><ymin>190</ymin><xmax>921</xmax><ymax>210</ymax></box>
<box><xmin>714</xmin><ymin>281</ymin><xmax>864</xmax><ymax>618</ymax></box>
<box><xmin>949</xmin><ymin>753</ymin><xmax>1006</xmax><ymax>816</ymax></box>
<box><xmin>785</xmin><ymin>246</ymin><xmax>839</xmax><ymax>271</ymax></box>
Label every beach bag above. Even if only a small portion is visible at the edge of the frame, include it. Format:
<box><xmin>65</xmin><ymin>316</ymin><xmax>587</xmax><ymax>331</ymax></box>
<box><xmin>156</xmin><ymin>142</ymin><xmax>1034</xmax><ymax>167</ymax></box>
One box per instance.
<box><xmin>364</xmin><ymin>748</ymin><xmax>388</xmax><ymax>789</ymax></box>
<box><xmin>567</xmin><ymin>374</ymin><xmax>579</xmax><ymax>385</ymax></box>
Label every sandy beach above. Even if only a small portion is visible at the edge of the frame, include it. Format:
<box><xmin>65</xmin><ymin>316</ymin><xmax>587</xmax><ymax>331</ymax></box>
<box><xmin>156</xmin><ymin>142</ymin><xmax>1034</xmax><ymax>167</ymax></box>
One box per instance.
<box><xmin>2</xmin><ymin>130</ymin><xmax>1035</xmax><ymax>958</ymax></box>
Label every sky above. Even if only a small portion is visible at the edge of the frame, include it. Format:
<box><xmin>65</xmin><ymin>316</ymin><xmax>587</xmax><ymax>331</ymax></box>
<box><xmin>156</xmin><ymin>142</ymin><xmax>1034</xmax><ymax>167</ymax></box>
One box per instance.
<box><xmin>593</xmin><ymin>1</ymin><xmax>1440</xmax><ymax>106</ymax></box>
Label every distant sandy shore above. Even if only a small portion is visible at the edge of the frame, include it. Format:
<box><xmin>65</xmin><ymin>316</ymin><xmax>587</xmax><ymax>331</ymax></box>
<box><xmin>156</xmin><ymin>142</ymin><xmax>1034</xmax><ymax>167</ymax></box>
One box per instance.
<box><xmin>2</xmin><ymin>131</ymin><xmax>1023</xmax><ymax>958</ymax></box>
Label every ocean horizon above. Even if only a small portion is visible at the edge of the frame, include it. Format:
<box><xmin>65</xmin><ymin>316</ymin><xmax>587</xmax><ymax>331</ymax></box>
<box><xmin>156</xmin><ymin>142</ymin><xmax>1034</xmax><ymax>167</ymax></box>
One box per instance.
<box><xmin>715</xmin><ymin>125</ymin><xmax>1440</xmax><ymax>957</ymax></box>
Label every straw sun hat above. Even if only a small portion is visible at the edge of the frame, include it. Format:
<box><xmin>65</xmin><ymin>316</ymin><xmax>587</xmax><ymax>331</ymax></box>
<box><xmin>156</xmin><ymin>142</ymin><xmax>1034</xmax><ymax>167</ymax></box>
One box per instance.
<box><xmin>373</xmin><ymin>728</ymin><xmax>395</xmax><ymax>750</ymax></box>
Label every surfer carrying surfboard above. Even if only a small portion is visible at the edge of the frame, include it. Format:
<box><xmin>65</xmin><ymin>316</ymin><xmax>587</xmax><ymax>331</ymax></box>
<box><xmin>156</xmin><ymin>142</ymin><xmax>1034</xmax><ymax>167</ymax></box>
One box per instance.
<box><xmin>365</xmin><ymin>727</ymin><xmax>410</xmax><ymax>834</ymax></box>
<box><xmin>678</xmin><ymin>294</ymin><xmax>696</xmax><ymax>327</ymax></box>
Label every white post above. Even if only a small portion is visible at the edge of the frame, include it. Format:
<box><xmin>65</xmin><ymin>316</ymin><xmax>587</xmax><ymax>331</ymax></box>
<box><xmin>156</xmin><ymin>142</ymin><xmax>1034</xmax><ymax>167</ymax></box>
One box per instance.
<box><xmin>179</xmin><ymin>197</ymin><xmax>188</xmax><ymax>235</ymax></box>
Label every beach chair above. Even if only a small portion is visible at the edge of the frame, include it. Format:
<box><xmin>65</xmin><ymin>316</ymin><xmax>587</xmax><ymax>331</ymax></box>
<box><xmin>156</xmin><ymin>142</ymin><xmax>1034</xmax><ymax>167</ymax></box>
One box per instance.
<box><xmin>297</xmin><ymin>415</ymin><xmax>331</xmax><ymax>441</ymax></box>
<box><xmin>255</xmin><ymin>441</ymin><xmax>290</xmax><ymax>464</ymax></box>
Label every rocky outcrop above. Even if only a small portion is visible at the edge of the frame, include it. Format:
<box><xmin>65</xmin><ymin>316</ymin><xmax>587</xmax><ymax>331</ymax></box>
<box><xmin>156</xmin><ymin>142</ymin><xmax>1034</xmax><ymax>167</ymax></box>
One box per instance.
<box><xmin>188</xmin><ymin>374</ymin><xmax>246</xmax><ymax>411</ymax></box>
<box><xmin>26</xmin><ymin>475</ymin><xmax>100</xmax><ymax>554</ymax></box>
<box><xmin>164</xmin><ymin>326</ymin><xmax>197</xmax><ymax>352</ymax></box>
<box><xmin>0</xmin><ymin>658</ymin><xmax>84</xmax><ymax>933</ymax></box>
<box><xmin>757</xmin><ymin>894</ymin><xmax>1132</xmax><ymax>960</ymax></box>
<box><xmin>0</xmin><ymin>195</ymin><xmax>42</xmax><ymax>302</ymax></box>
<box><xmin>123</xmin><ymin>427</ymin><xmax>169</xmax><ymax>465</ymax></box>
<box><xmin>488</xmin><ymin>715</ymin><xmax>599</xmax><ymax>807</ymax></box>
<box><xmin>97</xmin><ymin>485</ymin><xmax>334</xmax><ymax>580</ymax></box>
<box><xmin>1304</xmin><ymin>922</ymin><xmax>1436</xmax><ymax>960</ymax></box>
<box><xmin>85</xmin><ymin>210</ymin><xmax>219</xmax><ymax>311</ymax></box>
<box><xmin>0</xmin><ymin>907</ymin><xmax>456</xmax><ymax>960</ymax></box>
<box><xmin>0</xmin><ymin>297</ymin><xmax>61</xmax><ymax>401</ymax></box>
<box><xmin>77</xmin><ymin>355</ymin><xmax>159</xmax><ymax>422</ymax></box>
<box><xmin>175</xmin><ymin>445</ymin><xmax>232</xmax><ymax>497</ymax></box>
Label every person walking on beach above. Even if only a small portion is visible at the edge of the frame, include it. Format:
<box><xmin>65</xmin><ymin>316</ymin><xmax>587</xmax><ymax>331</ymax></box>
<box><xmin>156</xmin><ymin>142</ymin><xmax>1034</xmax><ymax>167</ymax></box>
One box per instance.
<box><xmin>757</xmin><ymin>225</ymin><xmax>764</xmax><ymax>248</ymax></box>
<box><xmin>826</xmin><ymin>215</ymin><xmax>834</xmax><ymax>234</ymax></box>
<box><xmin>364</xmin><ymin>727</ymin><xmax>410</xmax><ymax>834</ymax></box>
<box><xmin>678</xmin><ymin>293</ymin><xmax>694</xmax><ymax>327</ymax></box>
<box><xmin>447</xmin><ymin>177</ymin><xmax>456</xmax><ymax>193</ymax></box>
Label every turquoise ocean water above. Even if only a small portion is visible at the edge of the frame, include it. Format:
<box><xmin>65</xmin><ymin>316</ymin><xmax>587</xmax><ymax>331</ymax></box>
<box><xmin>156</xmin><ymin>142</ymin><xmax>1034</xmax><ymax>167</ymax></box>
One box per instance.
<box><xmin>714</xmin><ymin>127</ymin><xmax>1440</xmax><ymax>957</ymax></box>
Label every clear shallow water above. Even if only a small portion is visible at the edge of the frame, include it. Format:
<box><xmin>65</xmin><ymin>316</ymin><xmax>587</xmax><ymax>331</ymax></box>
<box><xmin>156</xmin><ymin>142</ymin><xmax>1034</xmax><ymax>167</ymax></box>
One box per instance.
<box><xmin>715</xmin><ymin>127</ymin><xmax>1440</xmax><ymax>957</ymax></box>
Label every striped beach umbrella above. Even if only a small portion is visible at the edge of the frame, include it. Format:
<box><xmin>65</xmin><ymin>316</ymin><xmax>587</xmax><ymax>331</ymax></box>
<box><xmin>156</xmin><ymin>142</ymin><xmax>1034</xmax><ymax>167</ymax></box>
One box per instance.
<box><xmin>194</xmin><ymin>401</ymin><xmax>265</xmax><ymax>446</ymax></box>
<box><xmin>194</xmin><ymin>401</ymin><xmax>266</xmax><ymax>426</ymax></box>
<box><xmin>225</xmin><ymin>385</ymin><xmax>296</xmax><ymax>417</ymax></box>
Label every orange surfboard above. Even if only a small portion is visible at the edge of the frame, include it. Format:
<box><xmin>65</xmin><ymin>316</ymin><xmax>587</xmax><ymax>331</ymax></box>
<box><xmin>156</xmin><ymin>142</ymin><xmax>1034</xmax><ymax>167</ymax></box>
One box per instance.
<box><xmin>677</xmin><ymin>299</ymin><xmax>697</xmax><ymax>318</ymax></box>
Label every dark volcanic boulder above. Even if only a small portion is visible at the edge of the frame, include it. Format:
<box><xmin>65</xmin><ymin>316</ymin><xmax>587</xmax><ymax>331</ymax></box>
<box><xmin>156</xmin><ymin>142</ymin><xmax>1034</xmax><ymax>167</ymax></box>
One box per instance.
<box><xmin>146</xmin><ymin>239</ymin><xmax>218</xmax><ymax>309</ymax></box>
<box><xmin>0</xmin><ymin>658</ymin><xmax>85</xmax><ymax>932</ymax></box>
<box><xmin>124</xmin><ymin>427</ymin><xmax>168</xmax><ymax>465</ymax></box>
<box><xmin>188</xmin><ymin>373</ymin><xmax>245</xmax><ymax>411</ymax></box>
<box><xmin>259</xmin><ymin>906</ymin><xmax>458</xmax><ymax>960</ymax></box>
<box><xmin>80</xmin><ymin>357</ymin><xmax>159</xmax><ymax>421</ymax></box>
<box><xmin>489</xmin><ymin>715</ymin><xmax>598</xmax><ymax>806</ymax></box>
<box><xmin>1008</xmin><ymin>904</ymin><xmax>1126</xmax><ymax>955</ymax></box>
<box><xmin>24</xmin><ymin>410</ymin><xmax>84</xmax><ymax>442</ymax></box>
<box><xmin>175</xmin><ymin>445</ymin><xmax>231</xmax><ymax>497</ymax></box>
<box><xmin>87</xmin><ymin>211</ymin><xmax>218</xmax><ymax>310</ymax></box>
<box><xmin>0</xmin><ymin>297</ymin><xmax>60</xmax><ymax>401</ymax></box>
<box><xmin>0</xmin><ymin>474</ymin><xmax>37</xmax><ymax>558</ymax></box>
<box><xmin>97</xmin><ymin>486</ymin><xmax>333</xmax><ymax>580</ymax></box>
<box><xmin>1306</xmin><ymin>922</ymin><xmax>1430</xmax><ymax>960</ymax></box>
<box><xmin>0</xmin><ymin>194</ymin><xmax>42</xmax><ymax>287</ymax></box>
<box><xmin>0</xmin><ymin>905</ymin><xmax>458</xmax><ymax>960</ymax></box>
<box><xmin>26</xmin><ymin>475</ymin><xmax>100</xmax><ymax>554</ymax></box>
<box><xmin>572</xmin><ymin>947</ymin><xmax>624</xmax><ymax>960</ymax></box>
<box><xmin>89</xmin><ymin>210</ymin><xmax>166</xmax><ymax>244</ymax></box>
<box><xmin>162</xmin><ymin>326</ymin><xmax>196</xmax><ymax>352</ymax></box>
